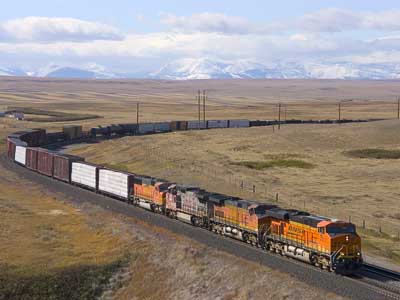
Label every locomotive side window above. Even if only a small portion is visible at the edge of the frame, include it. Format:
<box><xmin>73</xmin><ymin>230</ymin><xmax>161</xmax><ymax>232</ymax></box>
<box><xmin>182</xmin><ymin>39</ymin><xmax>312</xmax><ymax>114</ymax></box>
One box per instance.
<box><xmin>326</xmin><ymin>224</ymin><xmax>355</xmax><ymax>234</ymax></box>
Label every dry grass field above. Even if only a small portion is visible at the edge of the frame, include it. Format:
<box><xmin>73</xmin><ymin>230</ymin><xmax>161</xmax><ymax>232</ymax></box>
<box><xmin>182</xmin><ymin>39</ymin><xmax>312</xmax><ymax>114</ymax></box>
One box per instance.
<box><xmin>1</xmin><ymin>78</ymin><xmax>400</xmax><ymax>129</ymax></box>
<box><xmin>0</xmin><ymin>127</ymin><xmax>342</xmax><ymax>300</ymax></box>
<box><xmin>1</xmin><ymin>77</ymin><xmax>400</xmax><ymax>298</ymax></box>
<box><xmin>67</xmin><ymin>119</ymin><xmax>400</xmax><ymax>266</ymax></box>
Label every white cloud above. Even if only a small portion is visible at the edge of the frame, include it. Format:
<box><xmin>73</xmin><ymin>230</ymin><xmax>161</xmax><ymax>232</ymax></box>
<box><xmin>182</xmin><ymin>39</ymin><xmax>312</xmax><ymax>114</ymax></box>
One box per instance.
<box><xmin>160</xmin><ymin>12</ymin><xmax>282</xmax><ymax>34</ymax></box>
<box><xmin>296</xmin><ymin>9</ymin><xmax>362</xmax><ymax>33</ymax></box>
<box><xmin>0</xmin><ymin>17</ymin><xmax>124</xmax><ymax>42</ymax></box>
<box><xmin>362</xmin><ymin>10</ymin><xmax>400</xmax><ymax>31</ymax></box>
<box><xmin>296</xmin><ymin>9</ymin><xmax>400</xmax><ymax>33</ymax></box>
<box><xmin>0</xmin><ymin>32</ymin><xmax>344</xmax><ymax>62</ymax></box>
<box><xmin>160</xmin><ymin>9</ymin><xmax>400</xmax><ymax>35</ymax></box>
<box><xmin>2</xmin><ymin>10</ymin><xmax>400</xmax><ymax>72</ymax></box>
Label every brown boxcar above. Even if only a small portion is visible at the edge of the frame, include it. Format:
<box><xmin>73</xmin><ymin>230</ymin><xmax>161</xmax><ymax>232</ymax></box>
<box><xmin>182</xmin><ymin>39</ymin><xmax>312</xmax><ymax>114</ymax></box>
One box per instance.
<box><xmin>6</xmin><ymin>138</ymin><xmax>16</xmax><ymax>160</ymax></box>
<box><xmin>37</xmin><ymin>148</ymin><xmax>55</xmax><ymax>176</ymax></box>
<box><xmin>170</xmin><ymin>121</ymin><xmax>188</xmax><ymax>131</ymax></box>
<box><xmin>26</xmin><ymin>147</ymin><xmax>39</xmax><ymax>171</ymax></box>
<box><xmin>53</xmin><ymin>154</ymin><xmax>84</xmax><ymax>183</ymax></box>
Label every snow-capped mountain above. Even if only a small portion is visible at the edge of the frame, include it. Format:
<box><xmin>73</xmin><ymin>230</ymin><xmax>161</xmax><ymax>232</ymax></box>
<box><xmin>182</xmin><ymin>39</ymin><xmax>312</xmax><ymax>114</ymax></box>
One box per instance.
<box><xmin>0</xmin><ymin>67</ymin><xmax>27</xmax><ymax>77</ymax></box>
<box><xmin>1</xmin><ymin>59</ymin><xmax>400</xmax><ymax>80</ymax></box>
<box><xmin>32</xmin><ymin>63</ymin><xmax>118</xmax><ymax>79</ymax></box>
<box><xmin>151</xmin><ymin>58</ymin><xmax>234</xmax><ymax>79</ymax></box>
<box><xmin>152</xmin><ymin>58</ymin><xmax>400</xmax><ymax>80</ymax></box>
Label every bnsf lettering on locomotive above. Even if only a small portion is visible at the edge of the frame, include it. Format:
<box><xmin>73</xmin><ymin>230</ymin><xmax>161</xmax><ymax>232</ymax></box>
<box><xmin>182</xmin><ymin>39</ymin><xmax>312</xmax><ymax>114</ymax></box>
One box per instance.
<box><xmin>288</xmin><ymin>225</ymin><xmax>305</xmax><ymax>234</ymax></box>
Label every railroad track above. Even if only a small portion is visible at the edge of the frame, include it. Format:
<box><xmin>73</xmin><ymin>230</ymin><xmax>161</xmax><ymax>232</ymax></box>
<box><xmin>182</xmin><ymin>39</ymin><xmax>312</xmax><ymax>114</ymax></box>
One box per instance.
<box><xmin>363</xmin><ymin>263</ymin><xmax>400</xmax><ymax>282</ymax></box>
<box><xmin>2</xmin><ymin>153</ymin><xmax>400</xmax><ymax>300</ymax></box>
<box><xmin>355</xmin><ymin>263</ymin><xmax>400</xmax><ymax>298</ymax></box>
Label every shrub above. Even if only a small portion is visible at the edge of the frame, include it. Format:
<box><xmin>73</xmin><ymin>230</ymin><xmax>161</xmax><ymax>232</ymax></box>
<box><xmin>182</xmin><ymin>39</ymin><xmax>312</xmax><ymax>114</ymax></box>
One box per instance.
<box><xmin>235</xmin><ymin>159</ymin><xmax>314</xmax><ymax>170</ymax></box>
<box><xmin>345</xmin><ymin>149</ymin><xmax>400</xmax><ymax>159</ymax></box>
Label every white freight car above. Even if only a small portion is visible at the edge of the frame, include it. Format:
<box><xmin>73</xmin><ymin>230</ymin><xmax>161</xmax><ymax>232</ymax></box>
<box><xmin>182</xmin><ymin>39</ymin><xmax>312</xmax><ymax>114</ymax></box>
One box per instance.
<box><xmin>71</xmin><ymin>162</ymin><xmax>99</xmax><ymax>190</ymax></box>
<box><xmin>187</xmin><ymin>120</ymin><xmax>206</xmax><ymax>130</ymax></box>
<box><xmin>228</xmin><ymin>119</ymin><xmax>250</xmax><ymax>128</ymax></box>
<box><xmin>207</xmin><ymin>120</ymin><xmax>228</xmax><ymax>129</ymax></box>
<box><xmin>98</xmin><ymin>169</ymin><xmax>134</xmax><ymax>199</ymax></box>
<box><xmin>15</xmin><ymin>145</ymin><xmax>26</xmax><ymax>165</ymax></box>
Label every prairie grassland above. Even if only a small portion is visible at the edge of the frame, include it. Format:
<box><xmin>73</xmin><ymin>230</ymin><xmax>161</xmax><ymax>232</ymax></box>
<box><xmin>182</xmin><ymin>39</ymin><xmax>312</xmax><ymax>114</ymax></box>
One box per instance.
<box><xmin>0</xmin><ymin>78</ymin><xmax>400</xmax><ymax>286</ymax></box>
<box><xmin>0</xmin><ymin>129</ymin><xmax>341</xmax><ymax>300</ymax></box>
<box><xmin>0</xmin><ymin>116</ymin><xmax>345</xmax><ymax>299</ymax></box>
<box><xmin>1</xmin><ymin>78</ymin><xmax>400</xmax><ymax>130</ymax></box>
<box><xmin>67</xmin><ymin>119</ymin><xmax>400</xmax><ymax>266</ymax></box>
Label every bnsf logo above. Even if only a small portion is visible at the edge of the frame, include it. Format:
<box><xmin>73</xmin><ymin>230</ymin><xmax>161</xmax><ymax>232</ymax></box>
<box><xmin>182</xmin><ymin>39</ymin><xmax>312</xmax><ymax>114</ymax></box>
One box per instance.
<box><xmin>288</xmin><ymin>225</ymin><xmax>305</xmax><ymax>234</ymax></box>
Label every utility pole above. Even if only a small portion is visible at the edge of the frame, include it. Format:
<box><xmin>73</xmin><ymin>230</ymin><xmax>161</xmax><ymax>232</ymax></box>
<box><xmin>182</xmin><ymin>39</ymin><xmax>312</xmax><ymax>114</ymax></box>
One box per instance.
<box><xmin>136</xmin><ymin>102</ymin><xmax>139</xmax><ymax>127</ymax></box>
<box><xmin>203</xmin><ymin>89</ymin><xmax>206</xmax><ymax>126</ymax></box>
<box><xmin>284</xmin><ymin>104</ymin><xmax>287</xmax><ymax>121</ymax></box>
<box><xmin>198</xmin><ymin>90</ymin><xmax>201</xmax><ymax>129</ymax></box>
<box><xmin>338</xmin><ymin>102</ymin><xmax>341</xmax><ymax>123</ymax></box>
<box><xmin>278</xmin><ymin>103</ymin><xmax>281</xmax><ymax>130</ymax></box>
<box><xmin>397</xmin><ymin>97</ymin><xmax>400</xmax><ymax>119</ymax></box>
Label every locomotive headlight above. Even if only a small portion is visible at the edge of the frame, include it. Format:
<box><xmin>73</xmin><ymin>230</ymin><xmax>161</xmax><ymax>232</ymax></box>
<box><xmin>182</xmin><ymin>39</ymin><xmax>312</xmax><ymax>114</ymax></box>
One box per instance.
<box><xmin>345</xmin><ymin>235</ymin><xmax>349</xmax><ymax>242</ymax></box>
<box><xmin>357</xmin><ymin>252</ymin><xmax>361</xmax><ymax>256</ymax></box>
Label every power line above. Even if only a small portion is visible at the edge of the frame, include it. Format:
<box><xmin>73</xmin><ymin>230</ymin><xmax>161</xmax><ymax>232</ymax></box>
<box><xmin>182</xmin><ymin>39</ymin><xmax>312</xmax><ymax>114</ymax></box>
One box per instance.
<box><xmin>203</xmin><ymin>89</ymin><xmax>206</xmax><ymax>126</ymax></box>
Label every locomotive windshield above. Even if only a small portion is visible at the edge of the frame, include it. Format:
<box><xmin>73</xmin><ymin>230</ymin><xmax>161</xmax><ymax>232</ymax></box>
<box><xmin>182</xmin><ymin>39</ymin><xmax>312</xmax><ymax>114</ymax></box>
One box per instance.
<box><xmin>326</xmin><ymin>224</ymin><xmax>356</xmax><ymax>234</ymax></box>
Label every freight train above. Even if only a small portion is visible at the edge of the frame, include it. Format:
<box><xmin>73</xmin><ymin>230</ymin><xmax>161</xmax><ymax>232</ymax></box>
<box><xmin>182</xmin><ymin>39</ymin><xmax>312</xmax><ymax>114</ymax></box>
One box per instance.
<box><xmin>5</xmin><ymin>124</ymin><xmax>363</xmax><ymax>274</ymax></box>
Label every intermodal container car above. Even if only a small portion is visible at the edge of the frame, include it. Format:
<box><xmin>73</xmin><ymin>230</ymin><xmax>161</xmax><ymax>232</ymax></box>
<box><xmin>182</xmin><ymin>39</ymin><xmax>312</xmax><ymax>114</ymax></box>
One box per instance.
<box><xmin>118</xmin><ymin>123</ymin><xmax>138</xmax><ymax>135</ymax></box>
<box><xmin>154</xmin><ymin>122</ymin><xmax>170</xmax><ymax>133</ymax></box>
<box><xmin>26</xmin><ymin>147</ymin><xmax>39</xmax><ymax>171</ymax></box>
<box><xmin>37</xmin><ymin>148</ymin><xmax>55</xmax><ymax>177</ymax></box>
<box><xmin>71</xmin><ymin>161</ymin><xmax>100</xmax><ymax>190</ymax></box>
<box><xmin>249</xmin><ymin>120</ymin><xmax>268</xmax><ymax>127</ymax></box>
<box><xmin>138</xmin><ymin>123</ymin><xmax>155</xmax><ymax>134</ymax></box>
<box><xmin>98</xmin><ymin>169</ymin><xmax>135</xmax><ymax>199</ymax></box>
<box><xmin>53</xmin><ymin>154</ymin><xmax>84</xmax><ymax>183</ymax></box>
<box><xmin>207</xmin><ymin>120</ymin><xmax>228</xmax><ymax>129</ymax></box>
<box><xmin>63</xmin><ymin>125</ymin><xmax>83</xmax><ymax>140</ymax></box>
<box><xmin>187</xmin><ymin>120</ymin><xmax>206</xmax><ymax>130</ymax></box>
<box><xmin>228</xmin><ymin>119</ymin><xmax>250</xmax><ymax>128</ymax></box>
<box><xmin>46</xmin><ymin>132</ymin><xmax>68</xmax><ymax>144</ymax></box>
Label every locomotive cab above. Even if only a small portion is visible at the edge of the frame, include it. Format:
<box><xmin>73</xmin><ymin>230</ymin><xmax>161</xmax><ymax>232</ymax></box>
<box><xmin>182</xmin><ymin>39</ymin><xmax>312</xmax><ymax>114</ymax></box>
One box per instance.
<box><xmin>318</xmin><ymin>221</ymin><xmax>363</xmax><ymax>273</ymax></box>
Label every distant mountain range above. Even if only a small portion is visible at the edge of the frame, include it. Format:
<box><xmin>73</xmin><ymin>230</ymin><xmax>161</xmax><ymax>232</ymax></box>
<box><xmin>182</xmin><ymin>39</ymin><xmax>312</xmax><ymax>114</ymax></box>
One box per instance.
<box><xmin>1</xmin><ymin>58</ymin><xmax>400</xmax><ymax>80</ymax></box>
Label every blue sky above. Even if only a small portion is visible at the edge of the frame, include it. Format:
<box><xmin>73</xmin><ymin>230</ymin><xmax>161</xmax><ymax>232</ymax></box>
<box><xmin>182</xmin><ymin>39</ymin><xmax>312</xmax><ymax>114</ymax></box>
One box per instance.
<box><xmin>1</xmin><ymin>1</ymin><xmax>400</xmax><ymax>74</ymax></box>
<box><xmin>2</xmin><ymin>0</ymin><xmax>399</xmax><ymax>31</ymax></box>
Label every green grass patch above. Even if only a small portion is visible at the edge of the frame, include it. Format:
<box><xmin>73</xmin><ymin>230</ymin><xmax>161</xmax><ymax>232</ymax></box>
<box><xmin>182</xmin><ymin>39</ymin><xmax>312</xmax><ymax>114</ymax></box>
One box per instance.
<box><xmin>0</xmin><ymin>259</ymin><xmax>126</xmax><ymax>300</ymax></box>
<box><xmin>345</xmin><ymin>148</ymin><xmax>400</xmax><ymax>159</ymax></box>
<box><xmin>7</xmin><ymin>107</ymin><xmax>101</xmax><ymax>123</ymax></box>
<box><xmin>103</xmin><ymin>163</ymin><xmax>130</xmax><ymax>172</ymax></box>
<box><xmin>263</xmin><ymin>153</ymin><xmax>302</xmax><ymax>160</ymax></box>
<box><xmin>235</xmin><ymin>159</ymin><xmax>314</xmax><ymax>170</ymax></box>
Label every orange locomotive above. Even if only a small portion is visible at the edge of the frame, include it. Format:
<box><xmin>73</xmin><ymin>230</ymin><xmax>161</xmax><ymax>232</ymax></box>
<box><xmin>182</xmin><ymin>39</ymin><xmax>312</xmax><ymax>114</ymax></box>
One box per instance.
<box><xmin>209</xmin><ymin>196</ymin><xmax>276</xmax><ymax>245</ymax></box>
<box><xmin>132</xmin><ymin>176</ymin><xmax>171</xmax><ymax>213</ymax></box>
<box><xmin>263</xmin><ymin>209</ymin><xmax>362</xmax><ymax>273</ymax></box>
